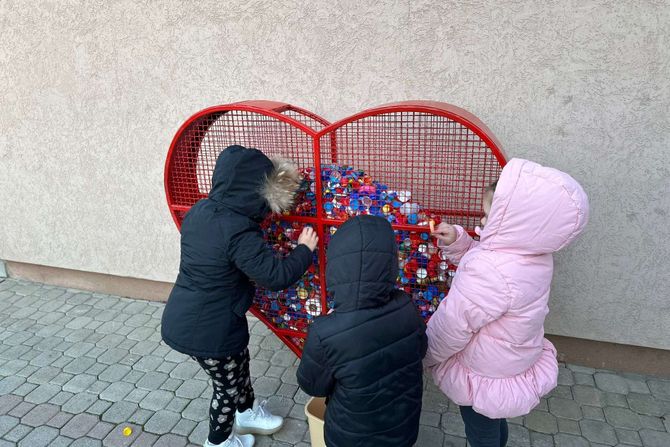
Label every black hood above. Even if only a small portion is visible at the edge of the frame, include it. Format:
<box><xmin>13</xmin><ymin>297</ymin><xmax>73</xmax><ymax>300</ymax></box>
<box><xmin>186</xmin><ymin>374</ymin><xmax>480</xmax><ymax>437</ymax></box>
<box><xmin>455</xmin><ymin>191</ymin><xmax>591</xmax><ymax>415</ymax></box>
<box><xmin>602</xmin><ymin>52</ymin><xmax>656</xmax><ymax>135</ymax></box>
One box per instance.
<box><xmin>209</xmin><ymin>145</ymin><xmax>274</xmax><ymax>221</ymax></box>
<box><xmin>326</xmin><ymin>215</ymin><xmax>399</xmax><ymax>311</ymax></box>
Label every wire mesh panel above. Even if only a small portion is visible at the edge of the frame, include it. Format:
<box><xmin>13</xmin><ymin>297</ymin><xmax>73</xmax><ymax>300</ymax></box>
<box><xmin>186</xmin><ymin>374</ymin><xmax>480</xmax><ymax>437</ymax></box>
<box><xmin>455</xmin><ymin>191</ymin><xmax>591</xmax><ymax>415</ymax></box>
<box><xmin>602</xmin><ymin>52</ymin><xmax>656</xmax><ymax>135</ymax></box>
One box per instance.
<box><xmin>313</xmin><ymin>101</ymin><xmax>505</xmax><ymax>335</ymax></box>
<box><xmin>165</xmin><ymin>100</ymin><xmax>505</xmax><ymax>357</ymax></box>
<box><xmin>165</xmin><ymin>103</ymin><xmax>331</xmax><ymax>223</ymax></box>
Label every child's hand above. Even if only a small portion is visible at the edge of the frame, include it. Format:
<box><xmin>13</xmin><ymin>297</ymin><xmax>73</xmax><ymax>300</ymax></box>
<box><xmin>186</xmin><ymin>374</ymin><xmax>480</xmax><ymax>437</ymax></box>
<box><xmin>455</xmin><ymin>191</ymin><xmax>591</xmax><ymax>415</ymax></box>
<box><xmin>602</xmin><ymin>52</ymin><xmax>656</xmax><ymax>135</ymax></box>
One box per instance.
<box><xmin>298</xmin><ymin>226</ymin><xmax>319</xmax><ymax>251</ymax></box>
<box><xmin>432</xmin><ymin>223</ymin><xmax>458</xmax><ymax>246</ymax></box>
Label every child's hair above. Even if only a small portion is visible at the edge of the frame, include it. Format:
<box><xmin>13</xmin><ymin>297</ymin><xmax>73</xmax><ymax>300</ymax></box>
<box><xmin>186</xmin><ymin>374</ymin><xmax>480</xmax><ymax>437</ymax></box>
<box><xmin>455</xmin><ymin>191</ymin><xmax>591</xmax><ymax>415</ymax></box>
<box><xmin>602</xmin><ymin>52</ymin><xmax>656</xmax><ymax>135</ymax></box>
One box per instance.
<box><xmin>485</xmin><ymin>180</ymin><xmax>498</xmax><ymax>193</ymax></box>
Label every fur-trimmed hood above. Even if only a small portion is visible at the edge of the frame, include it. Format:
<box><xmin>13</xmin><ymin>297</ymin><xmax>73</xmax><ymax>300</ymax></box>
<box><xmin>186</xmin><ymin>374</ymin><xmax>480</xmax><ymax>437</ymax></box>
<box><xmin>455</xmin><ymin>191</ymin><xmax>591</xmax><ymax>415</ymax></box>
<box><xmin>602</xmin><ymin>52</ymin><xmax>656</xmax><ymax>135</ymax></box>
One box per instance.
<box><xmin>209</xmin><ymin>145</ymin><xmax>300</xmax><ymax>221</ymax></box>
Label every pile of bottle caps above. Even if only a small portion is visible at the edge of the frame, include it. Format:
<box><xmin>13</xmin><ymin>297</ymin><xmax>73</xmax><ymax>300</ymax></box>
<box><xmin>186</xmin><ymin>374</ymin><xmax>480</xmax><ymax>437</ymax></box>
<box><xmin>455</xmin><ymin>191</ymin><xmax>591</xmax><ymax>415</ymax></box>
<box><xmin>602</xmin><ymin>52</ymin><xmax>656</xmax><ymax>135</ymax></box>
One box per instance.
<box><xmin>254</xmin><ymin>164</ymin><xmax>457</xmax><ymax>331</ymax></box>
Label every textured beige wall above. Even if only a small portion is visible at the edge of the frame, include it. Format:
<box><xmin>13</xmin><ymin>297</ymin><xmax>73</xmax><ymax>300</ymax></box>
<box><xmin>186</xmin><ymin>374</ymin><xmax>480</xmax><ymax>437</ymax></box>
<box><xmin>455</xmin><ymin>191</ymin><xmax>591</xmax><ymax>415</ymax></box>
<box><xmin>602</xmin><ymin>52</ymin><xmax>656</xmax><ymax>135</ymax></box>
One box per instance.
<box><xmin>1</xmin><ymin>0</ymin><xmax>668</xmax><ymax>349</ymax></box>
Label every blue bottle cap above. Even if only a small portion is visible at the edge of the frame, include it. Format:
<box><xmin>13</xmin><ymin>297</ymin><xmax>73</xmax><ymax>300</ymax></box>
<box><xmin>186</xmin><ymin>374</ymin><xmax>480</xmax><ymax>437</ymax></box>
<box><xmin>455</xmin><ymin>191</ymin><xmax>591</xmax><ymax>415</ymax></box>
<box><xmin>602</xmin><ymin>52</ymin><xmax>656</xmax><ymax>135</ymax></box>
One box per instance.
<box><xmin>408</xmin><ymin>213</ymin><xmax>419</xmax><ymax>224</ymax></box>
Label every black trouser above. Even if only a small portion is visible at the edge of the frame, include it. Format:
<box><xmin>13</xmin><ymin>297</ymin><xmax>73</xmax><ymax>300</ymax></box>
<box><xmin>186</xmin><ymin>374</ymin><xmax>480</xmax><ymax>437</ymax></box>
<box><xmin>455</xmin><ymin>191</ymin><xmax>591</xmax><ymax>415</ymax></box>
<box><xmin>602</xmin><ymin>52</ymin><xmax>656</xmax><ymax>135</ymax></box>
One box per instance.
<box><xmin>193</xmin><ymin>348</ymin><xmax>255</xmax><ymax>444</ymax></box>
<box><xmin>460</xmin><ymin>406</ymin><xmax>508</xmax><ymax>447</ymax></box>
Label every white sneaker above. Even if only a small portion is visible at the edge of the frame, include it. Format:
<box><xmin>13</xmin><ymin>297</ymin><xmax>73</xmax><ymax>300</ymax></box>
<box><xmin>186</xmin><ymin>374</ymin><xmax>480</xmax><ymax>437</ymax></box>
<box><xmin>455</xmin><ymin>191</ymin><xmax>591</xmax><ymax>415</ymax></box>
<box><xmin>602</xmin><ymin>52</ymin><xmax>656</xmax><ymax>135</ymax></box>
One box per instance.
<box><xmin>203</xmin><ymin>432</ymin><xmax>255</xmax><ymax>447</ymax></box>
<box><xmin>234</xmin><ymin>400</ymin><xmax>284</xmax><ymax>435</ymax></box>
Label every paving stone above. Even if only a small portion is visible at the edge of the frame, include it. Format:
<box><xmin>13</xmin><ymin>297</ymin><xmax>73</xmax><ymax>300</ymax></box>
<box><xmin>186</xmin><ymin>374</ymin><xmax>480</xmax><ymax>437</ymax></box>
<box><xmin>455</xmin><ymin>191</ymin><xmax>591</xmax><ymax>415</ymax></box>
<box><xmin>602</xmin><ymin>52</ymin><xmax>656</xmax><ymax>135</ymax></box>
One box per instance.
<box><xmin>63</xmin><ymin>374</ymin><xmax>97</xmax><ymax>394</ymax></box>
<box><xmin>144</xmin><ymin>410</ymin><xmax>181</xmax><ymax>435</ymax></box>
<box><xmin>554</xmin><ymin>433</ymin><xmax>590</xmax><ymax>447</ymax></box>
<box><xmin>0</xmin><ymin>415</ymin><xmax>20</xmax><ymax>437</ymax></box>
<box><xmin>419</xmin><ymin>410</ymin><xmax>441</xmax><ymax>427</ymax></box>
<box><xmin>171</xmin><ymin>418</ymin><xmax>197</xmax><ymax>437</ymax></box>
<box><xmin>647</xmin><ymin>379</ymin><xmax>670</xmax><ymax>401</ymax></box>
<box><xmin>46</xmin><ymin>411</ymin><xmax>73</xmax><ymax>428</ymax></box>
<box><xmin>20</xmin><ymin>403</ymin><xmax>59</xmax><ymax>426</ymax></box>
<box><xmin>549</xmin><ymin>385</ymin><xmax>574</xmax><ymax>400</ymax></box>
<box><xmin>507</xmin><ymin>423</ymin><xmax>531</xmax><ymax>447</ymax></box>
<box><xmin>102</xmin><ymin>423</ymin><xmax>141</xmax><ymax>447</ymax></box>
<box><xmin>100</xmin><ymin>382</ymin><xmax>134</xmax><ymax>402</ymax></box>
<box><xmin>129</xmin><ymin>408</ymin><xmax>154</xmax><ymax>425</ymax></box>
<box><xmin>87</xmin><ymin>399</ymin><xmax>113</xmax><ymax>416</ymax></box>
<box><xmin>572</xmin><ymin>385</ymin><xmax>603</xmax><ymax>407</ymax></box>
<box><xmin>627</xmin><ymin>392</ymin><xmax>665</xmax><ymax>416</ymax></box>
<box><xmin>293</xmin><ymin>389</ymin><xmax>311</xmax><ymax>405</ymax></box>
<box><xmin>16</xmin><ymin>425</ymin><xmax>59</xmax><ymax>446</ymax></box>
<box><xmin>160</xmin><ymin>378</ymin><xmax>183</xmax><ymax>393</ymax></box>
<box><xmin>26</xmin><ymin>365</ymin><xmax>60</xmax><ymax>384</ymax></box>
<box><xmin>441</xmin><ymin>411</ymin><xmax>466</xmax><ymax>437</ymax></box>
<box><xmin>624</xmin><ymin>376</ymin><xmax>651</xmax><ymax>394</ymax></box>
<box><xmin>0</xmin><ymin>359</ymin><xmax>28</xmax><ymax>376</ymax></box>
<box><xmin>166</xmin><ymin>397</ymin><xmax>190</xmax><ymax>413</ymax></box>
<box><xmin>0</xmin><ymin>375</ymin><xmax>26</xmax><ymax>394</ymax></box>
<box><xmin>442</xmin><ymin>434</ymin><xmax>466</xmax><ymax>446</ymax></box>
<box><xmin>549</xmin><ymin>397</ymin><xmax>582</xmax><ymax>420</ymax></box>
<box><xmin>281</xmin><ymin>366</ymin><xmax>299</xmax><ymax>386</ymax></box>
<box><xmin>615</xmin><ymin>428</ymin><xmax>642</xmax><ymax>446</ymax></box>
<box><xmin>253</xmin><ymin>377</ymin><xmax>281</xmax><ymax>397</ymax></box>
<box><xmin>414</xmin><ymin>424</ymin><xmax>444</xmax><ymax>446</ymax></box>
<box><xmin>62</xmin><ymin>392</ymin><xmax>97</xmax><ymax>414</ymax></box>
<box><xmin>64</xmin><ymin>341</ymin><xmax>95</xmax><ymax>357</ymax></box>
<box><xmin>577</xmin><ymin>405</ymin><xmax>604</xmax><ymax>424</ymax></box>
<box><xmin>0</xmin><ymin>395</ymin><xmax>22</xmax><ymax>415</ymax></box>
<box><xmin>130</xmin><ymin>432</ymin><xmax>160</xmax><ymax>447</ymax></box>
<box><xmin>579</xmin><ymin>419</ymin><xmax>617</xmax><ymax>445</ymax></box>
<box><xmin>557</xmin><ymin>417</ymin><xmax>581</xmax><ymax>435</ymax></box>
<box><xmin>175</xmin><ymin>379</ymin><xmax>207</xmax><ymax>399</ymax></box>
<box><xmin>124</xmin><ymin>388</ymin><xmax>149</xmax><ymax>404</ymax></box>
<box><xmin>63</xmin><ymin>356</ymin><xmax>97</xmax><ymax>374</ymax></box>
<box><xmin>639</xmin><ymin>414</ymin><xmax>666</xmax><ymax>431</ymax></box>
<box><xmin>101</xmin><ymin>401</ymin><xmax>138</xmax><ymax>424</ymax></box>
<box><xmin>639</xmin><ymin>428</ymin><xmax>670</xmax><ymax>447</ymax></box>
<box><xmin>169</xmin><ymin>362</ymin><xmax>199</xmax><ymax>380</ymax></box>
<box><xmin>87</xmin><ymin>421</ymin><xmax>114</xmax><ymax>439</ymax></box>
<box><xmin>4</xmin><ymin>423</ymin><xmax>32</xmax><ymax>442</ymax></box>
<box><xmin>182</xmin><ymin>398</ymin><xmax>209</xmax><ymax>422</ymax></box>
<box><xmin>187</xmin><ymin>420</ymin><xmax>208</xmax><ymax>445</ymax></box>
<box><xmin>157</xmin><ymin>361</ymin><xmax>177</xmax><ymax>374</ymax></box>
<box><xmin>595</xmin><ymin>372</ymin><xmax>630</xmax><ymax>394</ymax></box>
<box><xmin>604</xmin><ymin>392</ymin><xmax>629</xmax><ymax>408</ymax></box>
<box><xmin>60</xmin><ymin>413</ymin><xmax>99</xmax><ymax>438</ymax></box>
<box><xmin>128</xmin><ymin>327</ymin><xmax>154</xmax><ymax>342</ymax></box>
<box><xmin>132</xmin><ymin>355</ymin><xmax>163</xmax><ymax>373</ymax></box>
<box><xmin>139</xmin><ymin>390</ymin><xmax>174</xmax><ymax>411</ymax></box>
<box><xmin>137</xmin><ymin>372</ymin><xmax>168</xmax><ymax>391</ymax></box>
<box><xmin>129</xmin><ymin>341</ymin><xmax>159</xmax><ymax>356</ymax></box>
<box><xmin>604</xmin><ymin>405</ymin><xmax>642</xmax><ymax>430</ymax></box>
<box><xmin>567</xmin><ymin>365</ymin><xmax>596</xmax><ymax>375</ymax></box>
<box><xmin>153</xmin><ymin>433</ymin><xmax>188</xmax><ymax>447</ymax></box>
<box><xmin>529</xmin><ymin>431</ymin><xmax>554</xmax><ymax>447</ymax></box>
<box><xmin>49</xmin><ymin>435</ymin><xmax>75</xmax><ymax>447</ymax></box>
<box><xmin>121</xmin><ymin>369</ymin><xmax>144</xmax><ymax>385</ymax></box>
<box><xmin>250</xmin><ymin>360</ymin><xmax>270</xmax><ymax>378</ymax></box>
<box><xmin>8</xmin><ymin>401</ymin><xmax>34</xmax><ymax>418</ymax></box>
<box><xmin>49</xmin><ymin>391</ymin><xmax>74</xmax><ymax>406</ymax></box>
<box><xmin>525</xmin><ymin>410</ymin><xmax>558</xmax><ymax>434</ymax></box>
<box><xmin>270</xmin><ymin>350</ymin><xmax>296</xmax><ymax>368</ymax></box>
<box><xmin>23</xmin><ymin>383</ymin><xmax>61</xmax><ymax>404</ymax></box>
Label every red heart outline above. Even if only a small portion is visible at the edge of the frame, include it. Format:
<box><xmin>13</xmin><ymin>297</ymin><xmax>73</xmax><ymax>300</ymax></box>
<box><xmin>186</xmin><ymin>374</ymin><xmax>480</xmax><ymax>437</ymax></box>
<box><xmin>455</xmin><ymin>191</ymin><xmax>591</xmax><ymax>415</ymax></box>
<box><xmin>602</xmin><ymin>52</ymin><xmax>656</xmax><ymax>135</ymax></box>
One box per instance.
<box><xmin>164</xmin><ymin>100</ymin><xmax>506</xmax><ymax>357</ymax></box>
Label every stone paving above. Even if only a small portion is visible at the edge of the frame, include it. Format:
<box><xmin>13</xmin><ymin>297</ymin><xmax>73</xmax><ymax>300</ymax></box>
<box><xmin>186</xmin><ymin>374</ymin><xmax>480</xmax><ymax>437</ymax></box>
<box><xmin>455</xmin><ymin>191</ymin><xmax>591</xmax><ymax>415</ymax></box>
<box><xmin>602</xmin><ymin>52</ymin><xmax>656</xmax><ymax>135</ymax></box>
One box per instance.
<box><xmin>0</xmin><ymin>277</ymin><xmax>669</xmax><ymax>446</ymax></box>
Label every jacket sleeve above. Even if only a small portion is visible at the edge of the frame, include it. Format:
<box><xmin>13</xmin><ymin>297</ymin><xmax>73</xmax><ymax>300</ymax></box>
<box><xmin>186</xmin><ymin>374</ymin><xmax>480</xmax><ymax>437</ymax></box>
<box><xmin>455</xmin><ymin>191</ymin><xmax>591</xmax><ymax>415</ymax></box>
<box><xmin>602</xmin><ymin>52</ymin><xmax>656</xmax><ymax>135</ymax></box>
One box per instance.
<box><xmin>438</xmin><ymin>225</ymin><xmax>479</xmax><ymax>265</ymax></box>
<box><xmin>424</xmin><ymin>256</ymin><xmax>511</xmax><ymax>368</ymax></box>
<box><xmin>297</xmin><ymin>326</ymin><xmax>335</xmax><ymax>397</ymax></box>
<box><xmin>229</xmin><ymin>228</ymin><xmax>313</xmax><ymax>291</ymax></box>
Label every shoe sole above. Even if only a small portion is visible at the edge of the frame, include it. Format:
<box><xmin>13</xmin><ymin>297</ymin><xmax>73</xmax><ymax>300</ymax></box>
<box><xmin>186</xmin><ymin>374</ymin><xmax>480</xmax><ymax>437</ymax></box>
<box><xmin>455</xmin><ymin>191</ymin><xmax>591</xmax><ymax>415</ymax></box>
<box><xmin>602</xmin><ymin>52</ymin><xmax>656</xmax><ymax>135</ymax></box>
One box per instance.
<box><xmin>234</xmin><ymin>422</ymin><xmax>284</xmax><ymax>436</ymax></box>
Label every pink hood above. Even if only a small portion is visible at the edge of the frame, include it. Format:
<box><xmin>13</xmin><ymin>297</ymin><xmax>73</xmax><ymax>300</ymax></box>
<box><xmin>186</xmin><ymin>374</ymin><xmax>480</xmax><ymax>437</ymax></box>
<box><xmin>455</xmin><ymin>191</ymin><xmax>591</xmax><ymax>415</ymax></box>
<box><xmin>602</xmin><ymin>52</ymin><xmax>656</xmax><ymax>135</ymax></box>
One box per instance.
<box><xmin>480</xmin><ymin>158</ymin><xmax>589</xmax><ymax>254</ymax></box>
<box><xmin>425</xmin><ymin>158</ymin><xmax>589</xmax><ymax>418</ymax></box>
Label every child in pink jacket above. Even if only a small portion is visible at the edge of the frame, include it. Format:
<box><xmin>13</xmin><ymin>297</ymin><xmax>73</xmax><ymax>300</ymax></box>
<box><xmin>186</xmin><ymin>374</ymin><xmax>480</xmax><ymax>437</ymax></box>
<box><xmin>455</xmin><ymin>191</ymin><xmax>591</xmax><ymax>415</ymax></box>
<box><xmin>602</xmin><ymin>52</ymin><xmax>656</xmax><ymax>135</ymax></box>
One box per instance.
<box><xmin>426</xmin><ymin>158</ymin><xmax>589</xmax><ymax>447</ymax></box>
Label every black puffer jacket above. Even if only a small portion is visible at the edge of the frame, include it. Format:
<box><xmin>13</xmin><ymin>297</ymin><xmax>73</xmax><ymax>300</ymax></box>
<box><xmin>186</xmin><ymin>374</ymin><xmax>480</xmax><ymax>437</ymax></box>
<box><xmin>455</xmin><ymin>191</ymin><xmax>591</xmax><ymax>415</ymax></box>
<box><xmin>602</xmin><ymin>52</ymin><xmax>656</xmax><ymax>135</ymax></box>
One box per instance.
<box><xmin>297</xmin><ymin>215</ymin><xmax>427</xmax><ymax>447</ymax></box>
<box><xmin>162</xmin><ymin>145</ymin><xmax>313</xmax><ymax>358</ymax></box>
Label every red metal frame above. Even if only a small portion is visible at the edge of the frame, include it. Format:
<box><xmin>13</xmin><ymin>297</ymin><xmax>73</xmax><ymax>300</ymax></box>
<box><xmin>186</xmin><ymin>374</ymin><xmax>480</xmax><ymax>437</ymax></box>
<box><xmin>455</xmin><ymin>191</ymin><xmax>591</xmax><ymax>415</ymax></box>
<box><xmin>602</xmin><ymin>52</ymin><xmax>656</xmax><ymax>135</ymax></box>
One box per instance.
<box><xmin>164</xmin><ymin>100</ymin><xmax>506</xmax><ymax>358</ymax></box>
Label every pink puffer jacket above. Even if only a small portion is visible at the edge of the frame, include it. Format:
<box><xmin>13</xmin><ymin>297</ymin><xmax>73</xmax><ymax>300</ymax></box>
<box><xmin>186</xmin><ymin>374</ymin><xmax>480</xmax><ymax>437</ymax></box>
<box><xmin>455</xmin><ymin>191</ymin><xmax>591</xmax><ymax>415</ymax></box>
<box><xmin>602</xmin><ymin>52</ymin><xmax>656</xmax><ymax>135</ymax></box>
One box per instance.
<box><xmin>425</xmin><ymin>158</ymin><xmax>589</xmax><ymax>419</ymax></box>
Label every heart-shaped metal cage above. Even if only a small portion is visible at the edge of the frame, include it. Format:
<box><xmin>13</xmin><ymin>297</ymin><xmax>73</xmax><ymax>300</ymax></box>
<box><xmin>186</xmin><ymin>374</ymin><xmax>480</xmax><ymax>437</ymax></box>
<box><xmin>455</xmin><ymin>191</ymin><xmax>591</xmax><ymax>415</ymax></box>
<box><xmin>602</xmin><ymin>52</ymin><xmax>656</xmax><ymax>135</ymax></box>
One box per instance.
<box><xmin>165</xmin><ymin>100</ymin><xmax>506</xmax><ymax>356</ymax></box>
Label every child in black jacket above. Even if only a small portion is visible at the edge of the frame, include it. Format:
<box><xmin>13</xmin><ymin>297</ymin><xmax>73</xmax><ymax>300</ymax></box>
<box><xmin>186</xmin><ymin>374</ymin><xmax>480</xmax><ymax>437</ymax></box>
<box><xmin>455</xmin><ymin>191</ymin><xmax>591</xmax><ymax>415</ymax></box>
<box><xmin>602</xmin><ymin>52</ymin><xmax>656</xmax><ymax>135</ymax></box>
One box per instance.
<box><xmin>162</xmin><ymin>145</ymin><xmax>318</xmax><ymax>447</ymax></box>
<box><xmin>297</xmin><ymin>215</ymin><xmax>427</xmax><ymax>447</ymax></box>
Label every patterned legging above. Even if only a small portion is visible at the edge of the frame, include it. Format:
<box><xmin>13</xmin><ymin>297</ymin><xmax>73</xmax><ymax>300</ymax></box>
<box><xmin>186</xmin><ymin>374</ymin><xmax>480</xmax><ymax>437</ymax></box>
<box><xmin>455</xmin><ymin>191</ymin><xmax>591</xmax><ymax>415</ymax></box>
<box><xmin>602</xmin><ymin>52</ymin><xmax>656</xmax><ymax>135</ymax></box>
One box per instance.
<box><xmin>192</xmin><ymin>348</ymin><xmax>255</xmax><ymax>444</ymax></box>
